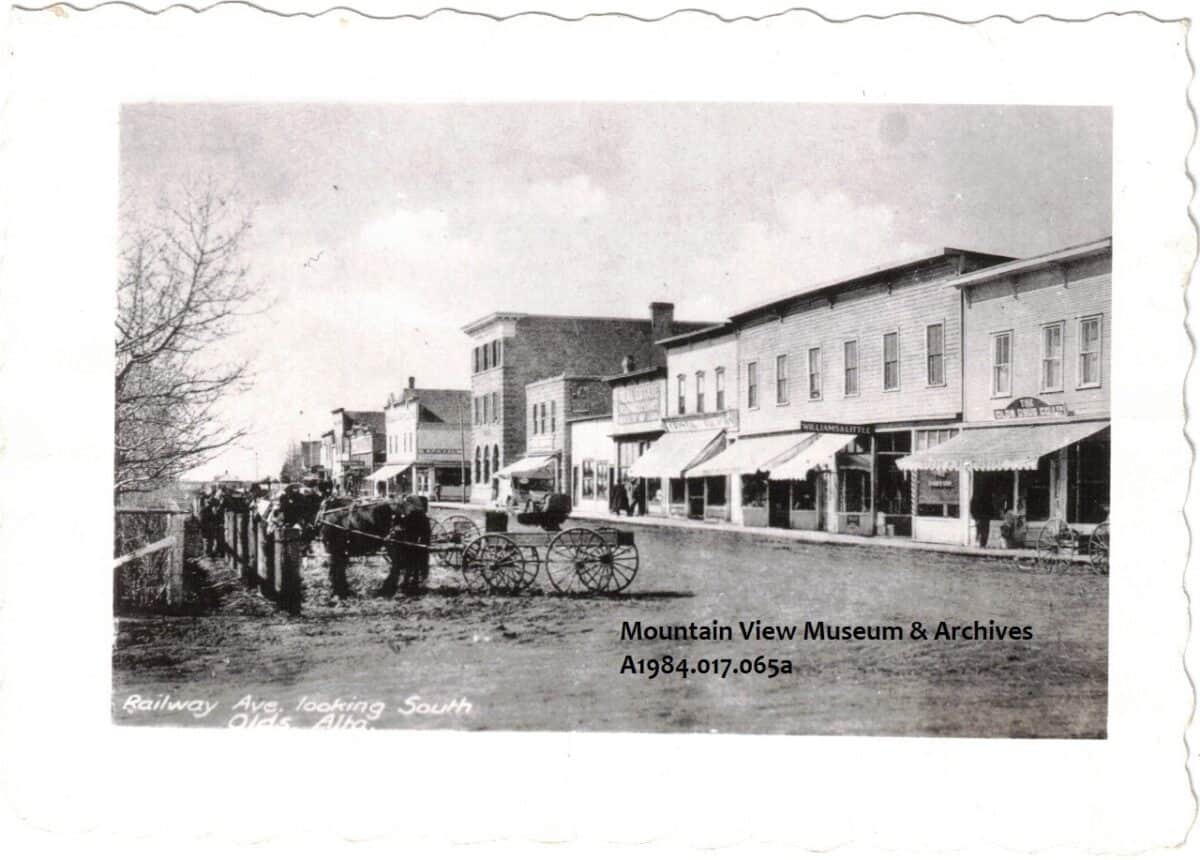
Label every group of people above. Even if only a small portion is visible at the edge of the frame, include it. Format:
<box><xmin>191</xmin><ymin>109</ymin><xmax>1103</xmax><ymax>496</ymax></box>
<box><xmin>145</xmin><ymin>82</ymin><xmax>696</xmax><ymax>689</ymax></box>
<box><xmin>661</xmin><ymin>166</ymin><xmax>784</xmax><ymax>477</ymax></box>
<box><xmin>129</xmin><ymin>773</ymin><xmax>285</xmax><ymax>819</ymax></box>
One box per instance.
<box><xmin>609</xmin><ymin>478</ymin><xmax>647</xmax><ymax>517</ymax></box>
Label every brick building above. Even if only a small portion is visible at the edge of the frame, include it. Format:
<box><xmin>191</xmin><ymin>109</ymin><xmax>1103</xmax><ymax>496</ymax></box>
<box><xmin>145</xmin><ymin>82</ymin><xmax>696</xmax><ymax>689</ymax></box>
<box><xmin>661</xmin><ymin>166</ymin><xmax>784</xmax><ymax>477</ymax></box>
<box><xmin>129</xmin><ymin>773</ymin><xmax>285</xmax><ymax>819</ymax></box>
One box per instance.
<box><xmin>461</xmin><ymin>303</ymin><xmax>716</xmax><ymax>503</ymax></box>
<box><xmin>687</xmin><ymin>248</ymin><xmax>1012</xmax><ymax>537</ymax></box>
<box><xmin>898</xmin><ymin>238</ymin><xmax>1111</xmax><ymax>546</ymax></box>
<box><xmin>369</xmin><ymin>377</ymin><xmax>471</xmax><ymax>501</ymax></box>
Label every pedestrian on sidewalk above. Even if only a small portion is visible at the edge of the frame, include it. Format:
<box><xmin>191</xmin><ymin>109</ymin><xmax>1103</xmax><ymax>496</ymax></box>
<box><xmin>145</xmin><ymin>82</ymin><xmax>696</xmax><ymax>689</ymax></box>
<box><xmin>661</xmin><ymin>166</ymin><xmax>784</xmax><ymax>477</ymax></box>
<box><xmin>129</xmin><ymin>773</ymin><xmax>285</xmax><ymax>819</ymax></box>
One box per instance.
<box><xmin>613</xmin><ymin>480</ymin><xmax>630</xmax><ymax>517</ymax></box>
<box><xmin>631</xmin><ymin>480</ymin><xmax>645</xmax><ymax>516</ymax></box>
<box><xmin>970</xmin><ymin>488</ymin><xmax>992</xmax><ymax>548</ymax></box>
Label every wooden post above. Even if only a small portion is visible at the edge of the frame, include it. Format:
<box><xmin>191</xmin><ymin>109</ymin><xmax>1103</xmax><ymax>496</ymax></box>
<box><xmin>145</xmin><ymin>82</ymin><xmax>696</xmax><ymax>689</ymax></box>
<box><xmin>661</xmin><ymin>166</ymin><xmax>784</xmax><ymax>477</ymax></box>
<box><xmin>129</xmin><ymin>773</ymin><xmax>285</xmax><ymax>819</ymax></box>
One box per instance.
<box><xmin>224</xmin><ymin>511</ymin><xmax>236</xmax><ymax>563</ymax></box>
<box><xmin>274</xmin><ymin>525</ymin><xmax>303</xmax><ymax>615</ymax></box>
<box><xmin>258</xmin><ymin>521</ymin><xmax>276</xmax><ymax>598</ymax></box>
<box><xmin>239</xmin><ymin>513</ymin><xmax>254</xmax><ymax>587</ymax></box>
<box><xmin>246</xmin><ymin>515</ymin><xmax>257</xmax><ymax>580</ymax></box>
<box><xmin>868</xmin><ymin>434</ymin><xmax>877</xmax><ymax>537</ymax></box>
<box><xmin>165</xmin><ymin>514</ymin><xmax>187</xmax><ymax>608</ymax></box>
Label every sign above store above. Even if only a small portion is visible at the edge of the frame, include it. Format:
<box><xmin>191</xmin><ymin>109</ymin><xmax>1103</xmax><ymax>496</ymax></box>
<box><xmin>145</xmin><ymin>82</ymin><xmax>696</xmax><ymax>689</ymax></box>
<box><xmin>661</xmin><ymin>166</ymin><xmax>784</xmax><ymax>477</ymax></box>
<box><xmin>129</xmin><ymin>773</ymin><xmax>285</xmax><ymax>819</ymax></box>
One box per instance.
<box><xmin>993</xmin><ymin>397</ymin><xmax>1068</xmax><ymax>420</ymax></box>
<box><xmin>799</xmin><ymin>420</ymin><xmax>871</xmax><ymax>436</ymax></box>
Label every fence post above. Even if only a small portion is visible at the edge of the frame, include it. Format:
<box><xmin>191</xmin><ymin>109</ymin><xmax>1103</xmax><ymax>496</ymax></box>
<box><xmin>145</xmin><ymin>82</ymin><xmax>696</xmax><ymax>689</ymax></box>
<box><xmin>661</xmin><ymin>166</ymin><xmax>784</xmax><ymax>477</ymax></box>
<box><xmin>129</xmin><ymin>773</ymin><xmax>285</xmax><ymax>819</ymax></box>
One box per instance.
<box><xmin>223</xmin><ymin>512</ymin><xmax>234</xmax><ymax>563</ymax></box>
<box><xmin>239</xmin><ymin>513</ymin><xmax>254</xmax><ymax>587</ymax></box>
<box><xmin>246</xmin><ymin>514</ymin><xmax>257</xmax><ymax>581</ymax></box>
<box><xmin>258</xmin><ymin>520</ymin><xmax>276</xmax><ymax>599</ymax></box>
<box><xmin>274</xmin><ymin>525</ymin><xmax>302</xmax><ymax>615</ymax></box>
<box><xmin>165</xmin><ymin>514</ymin><xmax>187</xmax><ymax>608</ymax></box>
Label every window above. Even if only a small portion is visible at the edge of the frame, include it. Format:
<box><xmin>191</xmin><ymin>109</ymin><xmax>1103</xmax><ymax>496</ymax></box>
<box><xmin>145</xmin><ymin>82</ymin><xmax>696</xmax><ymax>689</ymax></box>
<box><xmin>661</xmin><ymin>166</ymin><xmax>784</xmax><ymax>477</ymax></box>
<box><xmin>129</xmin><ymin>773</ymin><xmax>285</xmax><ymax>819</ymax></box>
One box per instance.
<box><xmin>883</xmin><ymin>332</ymin><xmax>900</xmax><ymax>391</ymax></box>
<box><xmin>473</xmin><ymin>347</ymin><xmax>480</xmax><ymax>374</ymax></box>
<box><xmin>747</xmin><ymin>362</ymin><xmax>759</xmax><ymax>408</ymax></box>
<box><xmin>696</xmin><ymin>371</ymin><xmax>706</xmax><ymax>413</ymax></box>
<box><xmin>1079</xmin><ymin>315</ymin><xmax>1102</xmax><ymax>388</ymax></box>
<box><xmin>1041</xmin><ymin>322</ymin><xmax>1064</xmax><ymax>392</ymax></box>
<box><xmin>926</xmin><ymin>323</ymin><xmax>945</xmax><ymax>387</ymax></box>
<box><xmin>581</xmin><ymin>459</ymin><xmax>595</xmax><ymax>499</ymax></box>
<box><xmin>775</xmin><ymin>355</ymin><xmax>789</xmax><ymax>404</ymax></box>
<box><xmin>843</xmin><ymin>340</ymin><xmax>859</xmax><ymax>396</ymax></box>
<box><xmin>705</xmin><ymin>476</ymin><xmax>727</xmax><ymax>507</ymax></box>
<box><xmin>531</xmin><ymin>403</ymin><xmax>537</xmax><ymax>434</ymax></box>
<box><xmin>992</xmin><ymin>331</ymin><xmax>1012</xmax><ymax>397</ymax></box>
<box><xmin>550</xmin><ymin>400</ymin><xmax>556</xmax><ymax>433</ymax></box>
<box><xmin>540</xmin><ymin>402</ymin><xmax>547</xmax><ymax>434</ymax></box>
<box><xmin>807</xmin><ymin>348</ymin><xmax>822</xmax><ymax>400</ymax></box>
<box><xmin>741</xmin><ymin>474</ymin><xmax>767</xmax><ymax>508</ymax></box>
<box><xmin>492</xmin><ymin>445</ymin><xmax>499</xmax><ymax>478</ymax></box>
<box><xmin>491</xmin><ymin>392</ymin><xmax>499</xmax><ymax>423</ymax></box>
<box><xmin>677</xmin><ymin>374</ymin><xmax>687</xmax><ymax>415</ymax></box>
<box><xmin>492</xmin><ymin>339</ymin><xmax>501</xmax><ymax>368</ymax></box>
<box><xmin>475</xmin><ymin>446</ymin><xmax>483</xmax><ymax>484</ymax></box>
<box><xmin>715</xmin><ymin>367</ymin><xmax>725</xmax><ymax>411</ymax></box>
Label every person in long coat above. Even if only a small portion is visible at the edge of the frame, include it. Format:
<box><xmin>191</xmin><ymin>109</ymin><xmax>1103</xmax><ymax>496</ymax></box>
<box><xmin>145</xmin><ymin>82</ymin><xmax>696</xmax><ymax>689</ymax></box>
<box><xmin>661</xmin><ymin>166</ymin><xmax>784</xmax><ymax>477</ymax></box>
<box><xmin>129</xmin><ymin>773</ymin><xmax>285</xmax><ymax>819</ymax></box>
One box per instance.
<box><xmin>613</xmin><ymin>480</ymin><xmax>630</xmax><ymax>517</ymax></box>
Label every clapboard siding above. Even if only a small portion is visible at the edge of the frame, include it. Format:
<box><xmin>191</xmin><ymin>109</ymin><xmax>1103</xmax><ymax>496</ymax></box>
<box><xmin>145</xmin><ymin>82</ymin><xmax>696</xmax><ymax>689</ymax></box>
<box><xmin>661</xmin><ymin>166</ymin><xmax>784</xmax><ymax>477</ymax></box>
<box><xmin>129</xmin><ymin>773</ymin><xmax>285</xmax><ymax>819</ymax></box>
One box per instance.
<box><xmin>736</xmin><ymin>265</ymin><xmax>966</xmax><ymax>433</ymax></box>
<box><xmin>962</xmin><ymin>253</ymin><xmax>1111</xmax><ymax>422</ymax></box>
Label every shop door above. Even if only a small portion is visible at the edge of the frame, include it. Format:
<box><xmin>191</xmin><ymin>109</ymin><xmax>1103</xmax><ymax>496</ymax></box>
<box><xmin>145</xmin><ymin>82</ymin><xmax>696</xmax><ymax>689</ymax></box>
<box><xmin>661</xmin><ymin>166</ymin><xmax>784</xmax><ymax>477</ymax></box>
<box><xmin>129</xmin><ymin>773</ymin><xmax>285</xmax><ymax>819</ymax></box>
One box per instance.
<box><xmin>687</xmin><ymin>477</ymin><xmax>705</xmax><ymax>519</ymax></box>
<box><xmin>768</xmin><ymin>481</ymin><xmax>790</xmax><ymax>528</ymax></box>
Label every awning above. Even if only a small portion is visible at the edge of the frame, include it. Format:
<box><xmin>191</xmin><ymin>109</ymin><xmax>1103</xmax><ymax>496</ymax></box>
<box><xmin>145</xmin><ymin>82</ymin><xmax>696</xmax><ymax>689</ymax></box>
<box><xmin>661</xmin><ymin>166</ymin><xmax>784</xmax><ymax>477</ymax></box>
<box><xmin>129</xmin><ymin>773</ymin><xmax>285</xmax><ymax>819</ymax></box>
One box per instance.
<box><xmin>628</xmin><ymin>430</ymin><xmax>725</xmax><ymax>479</ymax></box>
<box><xmin>365</xmin><ymin>461</ymin><xmax>412</xmax><ymax>483</ymax></box>
<box><xmin>896</xmin><ymin>420</ymin><xmax>1109</xmax><ymax>472</ymax></box>
<box><xmin>687</xmin><ymin>432</ymin><xmax>814</xmax><ymax>478</ymax></box>
<box><xmin>768</xmin><ymin>433</ymin><xmax>858</xmax><ymax>480</ymax></box>
<box><xmin>494</xmin><ymin>455</ymin><xmax>557</xmax><ymax>481</ymax></box>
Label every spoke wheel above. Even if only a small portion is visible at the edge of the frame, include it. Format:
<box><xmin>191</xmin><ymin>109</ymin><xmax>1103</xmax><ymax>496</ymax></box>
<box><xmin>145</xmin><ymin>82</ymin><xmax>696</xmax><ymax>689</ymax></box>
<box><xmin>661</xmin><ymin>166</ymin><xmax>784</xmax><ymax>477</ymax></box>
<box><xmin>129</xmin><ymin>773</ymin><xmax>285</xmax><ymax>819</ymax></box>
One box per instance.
<box><xmin>546</xmin><ymin>528</ymin><xmax>606</xmax><ymax>594</ymax></box>
<box><xmin>431</xmin><ymin>515</ymin><xmax>479</xmax><ymax>569</ymax></box>
<box><xmin>1035</xmin><ymin>519</ymin><xmax>1067</xmax><ymax>574</ymax></box>
<box><xmin>461</xmin><ymin>534</ymin><xmax>526</xmax><ymax>593</ymax></box>
<box><xmin>1089</xmin><ymin>521</ymin><xmax>1109</xmax><ymax>575</ymax></box>
<box><xmin>578</xmin><ymin>543</ymin><xmax>639</xmax><ymax>594</ymax></box>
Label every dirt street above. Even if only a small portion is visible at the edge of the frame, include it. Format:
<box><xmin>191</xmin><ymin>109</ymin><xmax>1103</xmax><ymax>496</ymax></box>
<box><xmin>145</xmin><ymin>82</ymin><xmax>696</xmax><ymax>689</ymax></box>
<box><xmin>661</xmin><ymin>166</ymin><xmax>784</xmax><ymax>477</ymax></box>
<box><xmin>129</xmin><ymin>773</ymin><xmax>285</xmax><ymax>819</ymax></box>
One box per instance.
<box><xmin>112</xmin><ymin>513</ymin><xmax>1107</xmax><ymax>737</ymax></box>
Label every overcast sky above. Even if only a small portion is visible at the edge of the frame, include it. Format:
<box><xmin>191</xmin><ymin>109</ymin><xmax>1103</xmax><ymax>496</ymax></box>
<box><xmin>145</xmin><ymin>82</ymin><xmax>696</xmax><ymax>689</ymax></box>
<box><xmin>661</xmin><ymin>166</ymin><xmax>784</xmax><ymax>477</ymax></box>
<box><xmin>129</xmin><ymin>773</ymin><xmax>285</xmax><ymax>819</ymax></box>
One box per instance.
<box><xmin>120</xmin><ymin>103</ymin><xmax>1111</xmax><ymax>481</ymax></box>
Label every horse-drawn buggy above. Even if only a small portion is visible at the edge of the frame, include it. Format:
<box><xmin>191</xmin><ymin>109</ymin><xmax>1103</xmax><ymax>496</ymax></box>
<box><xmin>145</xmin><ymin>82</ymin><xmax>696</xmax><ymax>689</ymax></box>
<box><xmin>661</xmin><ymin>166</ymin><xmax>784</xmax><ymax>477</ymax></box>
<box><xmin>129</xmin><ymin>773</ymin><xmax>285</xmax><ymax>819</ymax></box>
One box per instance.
<box><xmin>312</xmin><ymin>492</ymin><xmax>640</xmax><ymax>597</ymax></box>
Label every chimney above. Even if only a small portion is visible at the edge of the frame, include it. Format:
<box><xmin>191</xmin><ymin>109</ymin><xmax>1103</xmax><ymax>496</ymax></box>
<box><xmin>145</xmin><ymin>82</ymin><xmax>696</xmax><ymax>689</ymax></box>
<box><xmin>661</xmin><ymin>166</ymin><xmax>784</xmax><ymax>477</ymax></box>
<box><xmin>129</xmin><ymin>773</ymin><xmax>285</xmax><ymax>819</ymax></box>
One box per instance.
<box><xmin>650</xmin><ymin>302</ymin><xmax>675</xmax><ymax>344</ymax></box>
<box><xmin>621</xmin><ymin>354</ymin><xmax>636</xmax><ymax>373</ymax></box>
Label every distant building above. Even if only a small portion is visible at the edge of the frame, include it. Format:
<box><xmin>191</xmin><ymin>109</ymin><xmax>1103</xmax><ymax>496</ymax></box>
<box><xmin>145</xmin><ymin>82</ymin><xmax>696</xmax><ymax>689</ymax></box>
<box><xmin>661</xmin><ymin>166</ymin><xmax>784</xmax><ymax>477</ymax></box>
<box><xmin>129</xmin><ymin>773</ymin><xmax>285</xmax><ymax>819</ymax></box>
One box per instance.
<box><xmin>368</xmin><ymin>376</ymin><xmax>471</xmax><ymax>501</ymax></box>
<box><xmin>299</xmin><ymin>440</ymin><xmax>322</xmax><ymax>471</ymax></box>
<box><xmin>329</xmin><ymin>407</ymin><xmax>385</xmax><ymax>494</ymax></box>
<box><xmin>461</xmin><ymin>302</ymin><xmax>718</xmax><ymax>503</ymax></box>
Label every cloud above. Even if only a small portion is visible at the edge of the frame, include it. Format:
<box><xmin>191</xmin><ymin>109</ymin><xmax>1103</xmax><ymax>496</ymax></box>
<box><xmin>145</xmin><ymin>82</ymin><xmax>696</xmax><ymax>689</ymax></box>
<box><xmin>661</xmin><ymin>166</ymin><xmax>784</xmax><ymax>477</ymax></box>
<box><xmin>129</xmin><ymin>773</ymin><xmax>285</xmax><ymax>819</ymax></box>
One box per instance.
<box><xmin>687</xmin><ymin>189</ymin><xmax>928</xmax><ymax>310</ymax></box>
<box><xmin>523</xmin><ymin>174</ymin><xmax>609</xmax><ymax>219</ymax></box>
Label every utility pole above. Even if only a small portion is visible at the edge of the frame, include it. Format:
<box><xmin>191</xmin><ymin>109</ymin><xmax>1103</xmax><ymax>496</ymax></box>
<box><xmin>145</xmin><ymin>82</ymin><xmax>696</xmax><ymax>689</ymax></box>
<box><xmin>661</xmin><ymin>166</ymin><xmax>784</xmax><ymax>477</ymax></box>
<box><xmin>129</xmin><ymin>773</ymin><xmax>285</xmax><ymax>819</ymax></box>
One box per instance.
<box><xmin>458</xmin><ymin>396</ymin><xmax>469</xmax><ymax>503</ymax></box>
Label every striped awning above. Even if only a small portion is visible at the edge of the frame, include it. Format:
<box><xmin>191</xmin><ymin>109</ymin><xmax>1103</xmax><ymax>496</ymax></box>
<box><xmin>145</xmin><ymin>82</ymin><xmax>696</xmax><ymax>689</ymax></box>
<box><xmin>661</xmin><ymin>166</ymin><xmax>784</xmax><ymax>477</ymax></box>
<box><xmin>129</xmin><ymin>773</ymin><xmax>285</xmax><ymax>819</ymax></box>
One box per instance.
<box><xmin>628</xmin><ymin>430</ymin><xmax>725</xmax><ymax>479</ymax></box>
<box><xmin>896</xmin><ymin>420</ymin><xmax>1109</xmax><ymax>472</ymax></box>
<box><xmin>767</xmin><ymin>434</ymin><xmax>858</xmax><ymax>480</ymax></box>
<box><xmin>686</xmin><ymin>432</ymin><xmax>813</xmax><ymax>478</ymax></box>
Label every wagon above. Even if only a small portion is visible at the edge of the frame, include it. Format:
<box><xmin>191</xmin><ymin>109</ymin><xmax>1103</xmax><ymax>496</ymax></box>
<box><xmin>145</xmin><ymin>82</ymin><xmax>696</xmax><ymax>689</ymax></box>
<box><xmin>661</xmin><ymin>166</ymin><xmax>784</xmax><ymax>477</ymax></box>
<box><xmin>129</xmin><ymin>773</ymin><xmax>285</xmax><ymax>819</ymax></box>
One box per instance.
<box><xmin>428</xmin><ymin>514</ymin><xmax>640</xmax><ymax>595</ymax></box>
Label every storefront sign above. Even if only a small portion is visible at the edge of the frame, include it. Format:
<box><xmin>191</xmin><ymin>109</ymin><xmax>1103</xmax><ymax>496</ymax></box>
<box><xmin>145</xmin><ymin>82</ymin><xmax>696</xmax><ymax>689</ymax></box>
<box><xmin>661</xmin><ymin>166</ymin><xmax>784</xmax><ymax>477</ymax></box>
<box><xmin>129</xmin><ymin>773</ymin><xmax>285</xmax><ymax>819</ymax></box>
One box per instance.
<box><xmin>993</xmin><ymin>397</ymin><xmax>1067</xmax><ymax>420</ymax></box>
<box><xmin>799</xmin><ymin>420</ymin><xmax>871</xmax><ymax>435</ymax></box>
<box><xmin>664</xmin><ymin>411</ymin><xmax>738</xmax><ymax>432</ymax></box>
<box><xmin>615</xmin><ymin>380</ymin><xmax>663</xmax><ymax>425</ymax></box>
<box><xmin>418</xmin><ymin>447</ymin><xmax>460</xmax><ymax>456</ymax></box>
<box><xmin>917</xmin><ymin>470</ymin><xmax>959</xmax><ymax>503</ymax></box>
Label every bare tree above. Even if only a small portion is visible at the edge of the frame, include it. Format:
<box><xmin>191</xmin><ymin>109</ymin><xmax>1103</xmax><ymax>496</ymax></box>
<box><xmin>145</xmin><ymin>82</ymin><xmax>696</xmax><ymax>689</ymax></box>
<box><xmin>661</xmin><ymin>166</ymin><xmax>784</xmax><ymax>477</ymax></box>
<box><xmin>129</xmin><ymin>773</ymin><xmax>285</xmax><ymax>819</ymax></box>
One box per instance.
<box><xmin>115</xmin><ymin>183</ymin><xmax>262</xmax><ymax>499</ymax></box>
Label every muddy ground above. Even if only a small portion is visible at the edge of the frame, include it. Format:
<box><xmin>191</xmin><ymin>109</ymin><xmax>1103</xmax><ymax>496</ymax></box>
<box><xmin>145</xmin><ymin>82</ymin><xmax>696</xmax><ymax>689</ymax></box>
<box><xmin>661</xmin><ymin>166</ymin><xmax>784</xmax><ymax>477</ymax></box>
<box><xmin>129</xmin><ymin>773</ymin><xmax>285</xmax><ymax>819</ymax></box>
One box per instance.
<box><xmin>112</xmin><ymin>512</ymin><xmax>1107</xmax><ymax>737</ymax></box>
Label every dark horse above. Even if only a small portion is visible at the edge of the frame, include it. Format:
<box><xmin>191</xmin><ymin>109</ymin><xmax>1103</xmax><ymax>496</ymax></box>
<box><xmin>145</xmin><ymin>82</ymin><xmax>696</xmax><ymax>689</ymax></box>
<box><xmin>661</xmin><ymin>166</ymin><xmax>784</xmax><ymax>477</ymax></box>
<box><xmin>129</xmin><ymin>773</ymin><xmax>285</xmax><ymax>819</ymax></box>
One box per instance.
<box><xmin>316</xmin><ymin>495</ymin><xmax>431</xmax><ymax>598</ymax></box>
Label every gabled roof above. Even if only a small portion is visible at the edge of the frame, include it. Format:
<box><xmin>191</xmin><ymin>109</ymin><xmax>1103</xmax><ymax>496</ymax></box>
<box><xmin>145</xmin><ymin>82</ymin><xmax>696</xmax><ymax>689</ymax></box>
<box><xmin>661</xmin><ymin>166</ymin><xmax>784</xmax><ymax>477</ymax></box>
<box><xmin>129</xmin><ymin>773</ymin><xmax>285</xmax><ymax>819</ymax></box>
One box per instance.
<box><xmin>657</xmin><ymin>322</ymin><xmax>735</xmax><ymax>348</ymax></box>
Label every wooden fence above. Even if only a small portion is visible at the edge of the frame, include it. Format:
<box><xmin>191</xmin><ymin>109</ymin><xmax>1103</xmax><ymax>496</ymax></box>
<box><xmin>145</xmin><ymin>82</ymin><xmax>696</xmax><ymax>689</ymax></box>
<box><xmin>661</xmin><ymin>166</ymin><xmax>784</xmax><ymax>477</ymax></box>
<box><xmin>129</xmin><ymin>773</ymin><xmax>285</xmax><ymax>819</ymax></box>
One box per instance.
<box><xmin>218</xmin><ymin>507</ymin><xmax>303</xmax><ymax>615</ymax></box>
<box><xmin>113</xmin><ymin>505</ymin><xmax>303</xmax><ymax>614</ymax></box>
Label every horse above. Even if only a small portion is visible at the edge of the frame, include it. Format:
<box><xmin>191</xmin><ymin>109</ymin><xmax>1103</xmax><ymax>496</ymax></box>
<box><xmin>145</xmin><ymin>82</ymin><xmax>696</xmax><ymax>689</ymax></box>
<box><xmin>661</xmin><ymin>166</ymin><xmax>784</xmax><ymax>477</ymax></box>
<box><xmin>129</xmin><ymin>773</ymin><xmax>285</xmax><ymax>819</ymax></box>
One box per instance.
<box><xmin>316</xmin><ymin>495</ymin><xmax>431</xmax><ymax>598</ymax></box>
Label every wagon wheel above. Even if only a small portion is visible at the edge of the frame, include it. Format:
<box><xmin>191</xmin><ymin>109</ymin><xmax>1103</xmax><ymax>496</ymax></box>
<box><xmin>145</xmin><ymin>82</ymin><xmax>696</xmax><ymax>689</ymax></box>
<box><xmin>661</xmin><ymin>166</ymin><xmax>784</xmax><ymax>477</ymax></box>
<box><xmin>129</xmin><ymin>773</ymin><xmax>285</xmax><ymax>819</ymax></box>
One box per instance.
<box><xmin>431</xmin><ymin>515</ymin><xmax>479</xmax><ymax>569</ymax></box>
<box><xmin>461</xmin><ymin>534</ymin><xmax>527</xmax><ymax>593</ymax></box>
<box><xmin>1089</xmin><ymin>521</ymin><xmax>1109</xmax><ymax>575</ymax></box>
<box><xmin>579</xmin><ymin>529</ymin><xmax>639</xmax><ymax>594</ymax></box>
<box><xmin>1035</xmin><ymin>519</ymin><xmax>1068</xmax><ymax>574</ymax></box>
<box><xmin>546</xmin><ymin>528</ymin><xmax>606</xmax><ymax>594</ymax></box>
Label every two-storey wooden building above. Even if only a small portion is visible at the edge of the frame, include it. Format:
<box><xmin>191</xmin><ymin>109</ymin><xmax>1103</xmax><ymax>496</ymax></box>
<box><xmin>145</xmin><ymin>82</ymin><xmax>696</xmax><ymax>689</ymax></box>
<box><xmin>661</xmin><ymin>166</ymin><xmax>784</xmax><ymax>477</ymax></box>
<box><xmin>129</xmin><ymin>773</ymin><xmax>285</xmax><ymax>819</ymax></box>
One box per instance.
<box><xmin>630</xmin><ymin>324</ymin><xmax>738</xmax><ymax>520</ymax></box>
<box><xmin>689</xmin><ymin>248</ymin><xmax>1012</xmax><ymax>537</ymax></box>
<box><xmin>367</xmin><ymin>377</ymin><xmax>471</xmax><ymax>501</ymax></box>
<box><xmin>897</xmin><ymin>238</ymin><xmax>1111</xmax><ymax>546</ymax></box>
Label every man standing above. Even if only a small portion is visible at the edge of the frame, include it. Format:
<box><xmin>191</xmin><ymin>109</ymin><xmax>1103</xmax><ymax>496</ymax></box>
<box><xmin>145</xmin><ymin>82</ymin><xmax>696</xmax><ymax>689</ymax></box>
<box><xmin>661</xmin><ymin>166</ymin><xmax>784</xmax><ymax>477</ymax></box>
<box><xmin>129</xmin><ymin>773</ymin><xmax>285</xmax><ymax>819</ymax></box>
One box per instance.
<box><xmin>969</xmin><ymin>489</ymin><xmax>992</xmax><ymax>548</ymax></box>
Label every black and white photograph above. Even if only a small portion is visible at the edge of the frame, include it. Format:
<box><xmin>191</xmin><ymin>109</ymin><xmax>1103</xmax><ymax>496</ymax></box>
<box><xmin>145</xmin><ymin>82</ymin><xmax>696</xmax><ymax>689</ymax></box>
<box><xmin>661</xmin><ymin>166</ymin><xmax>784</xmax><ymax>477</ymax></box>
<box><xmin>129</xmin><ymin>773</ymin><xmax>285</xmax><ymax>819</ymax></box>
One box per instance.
<box><xmin>3</xmin><ymin>5</ymin><xmax>1195</xmax><ymax>853</ymax></box>
<box><xmin>112</xmin><ymin>102</ymin><xmax>1113</xmax><ymax>737</ymax></box>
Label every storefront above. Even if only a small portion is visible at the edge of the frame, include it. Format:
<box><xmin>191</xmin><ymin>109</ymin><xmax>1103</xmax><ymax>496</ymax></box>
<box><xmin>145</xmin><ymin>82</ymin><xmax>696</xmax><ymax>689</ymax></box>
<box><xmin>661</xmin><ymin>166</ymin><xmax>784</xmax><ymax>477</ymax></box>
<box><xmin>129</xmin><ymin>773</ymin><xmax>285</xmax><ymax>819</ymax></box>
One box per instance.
<box><xmin>364</xmin><ymin>461</ymin><xmax>413</xmax><ymax>497</ymax></box>
<box><xmin>897</xmin><ymin>418</ymin><xmax>1110</xmax><ymax>546</ymax></box>
<box><xmin>627</xmin><ymin>428</ymin><xmax>727</xmax><ymax>519</ymax></box>
<box><xmin>493</xmin><ymin>454</ymin><xmax>559</xmax><ymax>509</ymax></box>
<box><xmin>689</xmin><ymin>427</ymin><xmax>861</xmax><ymax>531</ymax></box>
